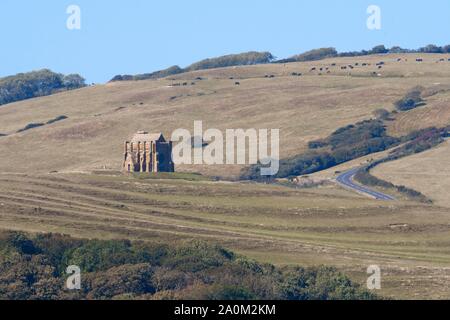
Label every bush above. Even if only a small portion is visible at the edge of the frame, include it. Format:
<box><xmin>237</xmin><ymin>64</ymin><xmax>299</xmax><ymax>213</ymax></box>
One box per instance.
<box><xmin>110</xmin><ymin>66</ymin><xmax>184</xmax><ymax>82</ymax></box>
<box><xmin>395</xmin><ymin>86</ymin><xmax>425</xmax><ymax>111</ymax></box>
<box><xmin>17</xmin><ymin>123</ymin><xmax>45</xmax><ymax>133</ymax></box>
<box><xmin>243</xmin><ymin>120</ymin><xmax>400</xmax><ymax>180</ymax></box>
<box><xmin>6</xmin><ymin>232</ymin><xmax>40</xmax><ymax>255</ymax></box>
<box><xmin>280</xmin><ymin>266</ymin><xmax>377</xmax><ymax>300</ymax></box>
<box><xmin>278</xmin><ymin>48</ymin><xmax>337</xmax><ymax>63</ymax></box>
<box><xmin>163</xmin><ymin>240</ymin><xmax>234</xmax><ymax>273</ymax></box>
<box><xmin>186</xmin><ymin>52</ymin><xmax>274</xmax><ymax>71</ymax></box>
<box><xmin>83</xmin><ymin>264</ymin><xmax>155</xmax><ymax>299</ymax></box>
<box><xmin>373</xmin><ymin>108</ymin><xmax>391</xmax><ymax>120</ymax></box>
<box><xmin>111</xmin><ymin>52</ymin><xmax>274</xmax><ymax>82</ymax></box>
<box><xmin>0</xmin><ymin>232</ymin><xmax>378</xmax><ymax>300</ymax></box>
<box><xmin>46</xmin><ymin>115</ymin><xmax>68</xmax><ymax>125</ymax></box>
<box><xmin>63</xmin><ymin>240</ymin><xmax>167</xmax><ymax>273</ymax></box>
<box><xmin>205</xmin><ymin>285</ymin><xmax>257</xmax><ymax>300</ymax></box>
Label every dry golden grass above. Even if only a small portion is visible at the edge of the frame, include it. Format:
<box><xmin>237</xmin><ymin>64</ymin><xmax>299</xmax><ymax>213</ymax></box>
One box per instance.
<box><xmin>372</xmin><ymin>140</ymin><xmax>450</xmax><ymax>207</ymax></box>
<box><xmin>1</xmin><ymin>54</ymin><xmax>450</xmax><ymax>299</ymax></box>
<box><xmin>1</xmin><ymin>53</ymin><xmax>449</xmax><ymax>178</ymax></box>
<box><xmin>388</xmin><ymin>91</ymin><xmax>450</xmax><ymax>137</ymax></box>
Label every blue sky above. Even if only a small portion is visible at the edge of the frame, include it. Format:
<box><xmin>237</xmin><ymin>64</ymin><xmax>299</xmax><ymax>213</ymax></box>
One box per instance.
<box><xmin>1</xmin><ymin>0</ymin><xmax>449</xmax><ymax>83</ymax></box>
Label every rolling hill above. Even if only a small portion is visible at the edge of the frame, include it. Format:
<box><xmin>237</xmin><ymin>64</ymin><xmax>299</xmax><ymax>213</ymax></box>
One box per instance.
<box><xmin>1</xmin><ymin>53</ymin><xmax>450</xmax><ymax>299</ymax></box>
<box><xmin>1</xmin><ymin>53</ymin><xmax>449</xmax><ymax>179</ymax></box>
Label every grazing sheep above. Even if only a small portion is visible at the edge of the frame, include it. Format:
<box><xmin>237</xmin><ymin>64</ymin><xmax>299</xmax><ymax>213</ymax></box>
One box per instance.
<box><xmin>331</xmin><ymin>63</ymin><xmax>336</xmax><ymax>66</ymax></box>
<box><xmin>378</xmin><ymin>65</ymin><xmax>382</xmax><ymax>69</ymax></box>
<box><xmin>341</xmin><ymin>66</ymin><xmax>347</xmax><ymax>70</ymax></box>
<box><xmin>362</xmin><ymin>63</ymin><xmax>367</xmax><ymax>66</ymax></box>
<box><xmin>235</xmin><ymin>82</ymin><xmax>240</xmax><ymax>86</ymax></box>
<box><xmin>397</xmin><ymin>58</ymin><xmax>402</xmax><ymax>62</ymax></box>
<box><xmin>310</xmin><ymin>67</ymin><xmax>316</xmax><ymax>72</ymax></box>
<box><xmin>416</xmin><ymin>58</ymin><xmax>423</xmax><ymax>62</ymax></box>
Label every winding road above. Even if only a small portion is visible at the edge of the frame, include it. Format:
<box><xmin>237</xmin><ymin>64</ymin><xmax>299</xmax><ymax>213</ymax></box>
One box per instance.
<box><xmin>336</xmin><ymin>167</ymin><xmax>396</xmax><ymax>201</ymax></box>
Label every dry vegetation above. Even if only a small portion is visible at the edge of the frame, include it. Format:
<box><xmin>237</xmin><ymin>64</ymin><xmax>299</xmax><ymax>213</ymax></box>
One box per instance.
<box><xmin>0</xmin><ymin>172</ymin><xmax>449</xmax><ymax>299</ymax></box>
<box><xmin>372</xmin><ymin>140</ymin><xmax>450</xmax><ymax>207</ymax></box>
<box><xmin>0</xmin><ymin>54</ymin><xmax>450</xmax><ymax>299</ymax></box>
<box><xmin>0</xmin><ymin>54</ymin><xmax>449</xmax><ymax>178</ymax></box>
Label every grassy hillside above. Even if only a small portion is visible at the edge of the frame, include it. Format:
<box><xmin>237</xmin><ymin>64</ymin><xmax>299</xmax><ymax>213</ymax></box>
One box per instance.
<box><xmin>0</xmin><ymin>172</ymin><xmax>448</xmax><ymax>299</ymax></box>
<box><xmin>110</xmin><ymin>51</ymin><xmax>274</xmax><ymax>82</ymax></box>
<box><xmin>1</xmin><ymin>54</ymin><xmax>450</xmax><ymax>178</ymax></box>
<box><xmin>1</xmin><ymin>54</ymin><xmax>450</xmax><ymax>299</ymax></box>
<box><xmin>372</xmin><ymin>139</ymin><xmax>450</xmax><ymax>207</ymax></box>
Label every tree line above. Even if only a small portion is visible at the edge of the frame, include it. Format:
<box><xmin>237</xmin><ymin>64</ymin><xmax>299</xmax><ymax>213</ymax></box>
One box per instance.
<box><xmin>0</xmin><ymin>231</ymin><xmax>377</xmax><ymax>300</ymax></box>
<box><xmin>0</xmin><ymin>69</ymin><xmax>86</xmax><ymax>106</ymax></box>
<box><xmin>111</xmin><ymin>43</ymin><xmax>450</xmax><ymax>82</ymax></box>
<box><xmin>110</xmin><ymin>51</ymin><xmax>275</xmax><ymax>82</ymax></box>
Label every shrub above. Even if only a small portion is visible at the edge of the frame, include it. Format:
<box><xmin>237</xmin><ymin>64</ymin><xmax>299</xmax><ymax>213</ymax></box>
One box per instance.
<box><xmin>308</xmin><ymin>140</ymin><xmax>328</xmax><ymax>149</ymax></box>
<box><xmin>278</xmin><ymin>48</ymin><xmax>337</xmax><ymax>63</ymax></box>
<box><xmin>243</xmin><ymin>120</ymin><xmax>400</xmax><ymax>180</ymax></box>
<box><xmin>395</xmin><ymin>86</ymin><xmax>425</xmax><ymax>111</ymax></box>
<box><xmin>279</xmin><ymin>266</ymin><xmax>377</xmax><ymax>300</ymax></box>
<box><xmin>62</xmin><ymin>239</ymin><xmax>165</xmax><ymax>273</ymax></box>
<box><xmin>205</xmin><ymin>284</ymin><xmax>257</xmax><ymax>300</ymax></box>
<box><xmin>110</xmin><ymin>66</ymin><xmax>184</xmax><ymax>82</ymax></box>
<box><xmin>152</xmin><ymin>268</ymin><xmax>191</xmax><ymax>291</ymax></box>
<box><xmin>373</xmin><ymin>108</ymin><xmax>391</xmax><ymax>120</ymax></box>
<box><xmin>186</xmin><ymin>52</ymin><xmax>274</xmax><ymax>71</ymax></box>
<box><xmin>83</xmin><ymin>264</ymin><xmax>155</xmax><ymax>299</ymax></box>
<box><xmin>46</xmin><ymin>115</ymin><xmax>68</xmax><ymax>125</ymax></box>
<box><xmin>6</xmin><ymin>232</ymin><xmax>40</xmax><ymax>255</ymax></box>
<box><xmin>17</xmin><ymin>123</ymin><xmax>45</xmax><ymax>133</ymax></box>
<box><xmin>0</xmin><ymin>232</ymin><xmax>378</xmax><ymax>300</ymax></box>
<box><xmin>163</xmin><ymin>240</ymin><xmax>234</xmax><ymax>273</ymax></box>
<box><xmin>111</xmin><ymin>52</ymin><xmax>274</xmax><ymax>82</ymax></box>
